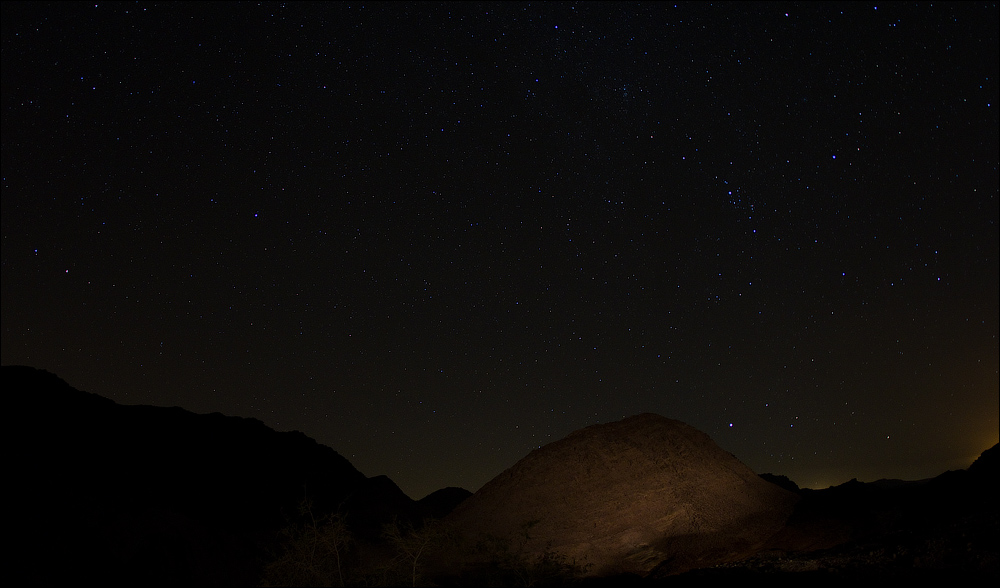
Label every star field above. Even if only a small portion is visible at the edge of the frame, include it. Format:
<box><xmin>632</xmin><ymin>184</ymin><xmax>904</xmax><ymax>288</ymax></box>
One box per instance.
<box><xmin>2</xmin><ymin>2</ymin><xmax>997</xmax><ymax>499</ymax></box>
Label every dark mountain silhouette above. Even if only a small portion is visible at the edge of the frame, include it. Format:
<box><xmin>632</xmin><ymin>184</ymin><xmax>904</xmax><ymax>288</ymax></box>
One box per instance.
<box><xmin>969</xmin><ymin>442</ymin><xmax>1000</xmax><ymax>480</ymax></box>
<box><xmin>761</xmin><ymin>442</ymin><xmax>1000</xmax><ymax>554</ymax></box>
<box><xmin>7</xmin><ymin>365</ymin><xmax>995</xmax><ymax>585</ymax></box>
<box><xmin>5</xmin><ymin>365</ymin><xmax>440</xmax><ymax>586</ymax></box>
<box><xmin>441</xmin><ymin>413</ymin><xmax>800</xmax><ymax>577</ymax></box>
<box><xmin>665</xmin><ymin>443</ymin><xmax>1000</xmax><ymax>583</ymax></box>
<box><xmin>418</xmin><ymin>486</ymin><xmax>474</xmax><ymax>519</ymax></box>
<box><xmin>759</xmin><ymin>472</ymin><xmax>800</xmax><ymax>493</ymax></box>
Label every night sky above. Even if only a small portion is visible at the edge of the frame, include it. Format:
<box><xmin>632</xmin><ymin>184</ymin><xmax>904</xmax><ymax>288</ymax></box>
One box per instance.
<box><xmin>2</xmin><ymin>2</ymin><xmax>997</xmax><ymax>500</ymax></box>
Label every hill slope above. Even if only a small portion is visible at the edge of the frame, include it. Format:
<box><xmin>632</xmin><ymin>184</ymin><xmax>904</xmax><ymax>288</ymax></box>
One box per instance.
<box><xmin>443</xmin><ymin>413</ymin><xmax>799</xmax><ymax>577</ymax></box>
<box><xmin>5</xmin><ymin>365</ymin><xmax>423</xmax><ymax>586</ymax></box>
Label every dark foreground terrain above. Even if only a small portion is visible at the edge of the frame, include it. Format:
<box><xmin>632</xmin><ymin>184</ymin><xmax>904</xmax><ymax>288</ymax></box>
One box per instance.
<box><xmin>648</xmin><ymin>449</ymin><xmax>1000</xmax><ymax>585</ymax></box>
<box><xmin>8</xmin><ymin>365</ymin><xmax>997</xmax><ymax>586</ymax></box>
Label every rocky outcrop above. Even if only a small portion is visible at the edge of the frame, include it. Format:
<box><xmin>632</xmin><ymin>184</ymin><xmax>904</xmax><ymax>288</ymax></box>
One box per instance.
<box><xmin>443</xmin><ymin>413</ymin><xmax>799</xmax><ymax>577</ymax></box>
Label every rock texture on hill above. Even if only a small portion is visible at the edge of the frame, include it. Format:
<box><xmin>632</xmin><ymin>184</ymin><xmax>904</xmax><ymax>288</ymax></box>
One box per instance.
<box><xmin>444</xmin><ymin>413</ymin><xmax>799</xmax><ymax>577</ymax></box>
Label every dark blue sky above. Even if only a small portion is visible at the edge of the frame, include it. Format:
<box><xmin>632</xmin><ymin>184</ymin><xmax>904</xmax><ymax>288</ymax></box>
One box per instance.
<box><xmin>2</xmin><ymin>2</ymin><xmax>997</xmax><ymax>499</ymax></box>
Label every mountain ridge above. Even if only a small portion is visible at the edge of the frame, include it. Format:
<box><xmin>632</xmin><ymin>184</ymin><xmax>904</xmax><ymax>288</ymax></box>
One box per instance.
<box><xmin>7</xmin><ymin>365</ymin><xmax>995</xmax><ymax>584</ymax></box>
<box><xmin>6</xmin><ymin>365</ymin><xmax>442</xmax><ymax>585</ymax></box>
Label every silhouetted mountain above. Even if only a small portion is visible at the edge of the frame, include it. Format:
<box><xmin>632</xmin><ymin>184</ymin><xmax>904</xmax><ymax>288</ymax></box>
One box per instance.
<box><xmin>343</xmin><ymin>474</ymin><xmax>425</xmax><ymax>541</ymax></box>
<box><xmin>969</xmin><ymin>443</ymin><xmax>1000</xmax><ymax>482</ymax></box>
<box><xmin>683</xmin><ymin>444</ymin><xmax>1000</xmax><ymax>583</ymax></box>
<box><xmin>9</xmin><ymin>366</ymin><xmax>995</xmax><ymax>585</ymax></box>
<box><xmin>418</xmin><ymin>486</ymin><xmax>473</xmax><ymax>519</ymax></box>
<box><xmin>760</xmin><ymin>472</ymin><xmax>801</xmax><ymax>493</ymax></box>
<box><xmin>5</xmin><ymin>365</ymin><xmax>421</xmax><ymax>586</ymax></box>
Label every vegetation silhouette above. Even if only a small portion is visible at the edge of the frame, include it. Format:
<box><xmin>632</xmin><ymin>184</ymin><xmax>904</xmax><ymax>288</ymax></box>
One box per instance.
<box><xmin>261</xmin><ymin>511</ymin><xmax>591</xmax><ymax>587</ymax></box>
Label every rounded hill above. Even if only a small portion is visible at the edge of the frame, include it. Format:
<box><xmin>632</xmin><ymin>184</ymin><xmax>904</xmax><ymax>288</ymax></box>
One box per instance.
<box><xmin>444</xmin><ymin>413</ymin><xmax>799</xmax><ymax>576</ymax></box>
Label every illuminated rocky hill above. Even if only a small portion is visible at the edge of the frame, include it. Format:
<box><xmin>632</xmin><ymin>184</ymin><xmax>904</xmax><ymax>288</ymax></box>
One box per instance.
<box><xmin>443</xmin><ymin>413</ymin><xmax>800</xmax><ymax>577</ymax></box>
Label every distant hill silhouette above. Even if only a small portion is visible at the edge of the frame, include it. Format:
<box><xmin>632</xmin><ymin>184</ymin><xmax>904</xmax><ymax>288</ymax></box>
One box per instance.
<box><xmin>969</xmin><ymin>442</ymin><xmax>1000</xmax><ymax>481</ymax></box>
<box><xmin>442</xmin><ymin>413</ymin><xmax>800</xmax><ymax>577</ymax></box>
<box><xmin>672</xmin><ymin>443</ymin><xmax>999</xmax><ymax>583</ymax></box>
<box><xmin>418</xmin><ymin>486</ymin><xmax>474</xmax><ymax>519</ymax></box>
<box><xmin>8</xmin><ymin>365</ymin><xmax>995</xmax><ymax>585</ymax></box>
<box><xmin>5</xmin><ymin>365</ymin><xmax>453</xmax><ymax>586</ymax></box>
